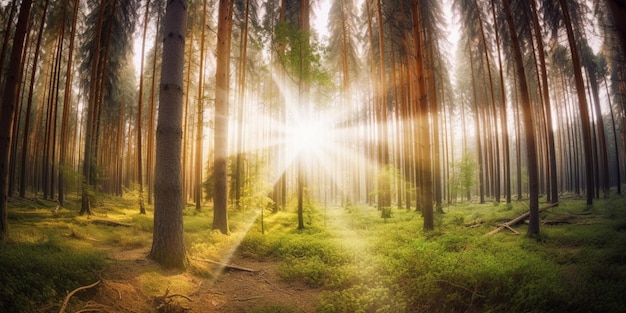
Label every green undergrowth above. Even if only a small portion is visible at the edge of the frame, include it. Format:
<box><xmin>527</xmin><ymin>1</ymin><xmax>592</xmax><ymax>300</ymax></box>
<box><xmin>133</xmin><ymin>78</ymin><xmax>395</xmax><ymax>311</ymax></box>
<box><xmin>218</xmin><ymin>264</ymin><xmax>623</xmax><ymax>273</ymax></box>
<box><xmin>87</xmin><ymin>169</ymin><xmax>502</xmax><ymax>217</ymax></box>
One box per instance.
<box><xmin>240</xmin><ymin>194</ymin><xmax>626</xmax><ymax>313</ymax></box>
<box><xmin>0</xmin><ymin>238</ymin><xmax>105</xmax><ymax>313</ymax></box>
<box><xmin>5</xmin><ymin>191</ymin><xmax>626</xmax><ymax>312</ymax></box>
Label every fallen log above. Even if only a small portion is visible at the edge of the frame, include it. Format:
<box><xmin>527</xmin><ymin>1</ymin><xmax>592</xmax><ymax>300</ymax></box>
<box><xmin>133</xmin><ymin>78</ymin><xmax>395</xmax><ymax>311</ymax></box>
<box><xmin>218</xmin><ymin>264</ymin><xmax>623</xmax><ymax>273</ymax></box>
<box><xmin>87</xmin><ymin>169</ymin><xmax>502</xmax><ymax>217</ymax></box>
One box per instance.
<box><xmin>90</xmin><ymin>219</ymin><xmax>132</xmax><ymax>227</ymax></box>
<box><xmin>486</xmin><ymin>202</ymin><xmax>558</xmax><ymax>235</ymax></box>
<box><xmin>541</xmin><ymin>215</ymin><xmax>572</xmax><ymax>225</ymax></box>
<box><xmin>192</xmin><ymin>258</ymin><xmax>258</xmax><ymax>272</ymax></box>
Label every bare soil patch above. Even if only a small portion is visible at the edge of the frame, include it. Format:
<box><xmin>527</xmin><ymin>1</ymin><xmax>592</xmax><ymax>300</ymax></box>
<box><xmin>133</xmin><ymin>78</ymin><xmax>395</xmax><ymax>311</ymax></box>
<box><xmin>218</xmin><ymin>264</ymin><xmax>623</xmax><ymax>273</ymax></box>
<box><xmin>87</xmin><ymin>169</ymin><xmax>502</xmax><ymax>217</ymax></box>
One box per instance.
<box><xmin>74</xmin><ymin>247</ymin><xmax>321</xmax><ymax>313</ymax></box>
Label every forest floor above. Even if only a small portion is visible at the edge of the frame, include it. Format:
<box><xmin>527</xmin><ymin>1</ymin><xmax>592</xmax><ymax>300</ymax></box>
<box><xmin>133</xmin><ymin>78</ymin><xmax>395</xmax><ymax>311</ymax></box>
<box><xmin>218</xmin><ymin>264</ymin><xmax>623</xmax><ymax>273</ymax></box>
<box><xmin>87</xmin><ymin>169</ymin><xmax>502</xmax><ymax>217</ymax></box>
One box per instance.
<box><xmin>3</xmin><ymin>195</ymin><xmax>324</xmax><ymax>313</ymax></box>
<box><xmin>94</xmin><ymin>247</ymin><xmax>321</xmax><ymax>313</ymax></box>
<box><xmin>4</xmin><ymin>192</ymin><xmax>626</xmax><ymax>312</ymax></box>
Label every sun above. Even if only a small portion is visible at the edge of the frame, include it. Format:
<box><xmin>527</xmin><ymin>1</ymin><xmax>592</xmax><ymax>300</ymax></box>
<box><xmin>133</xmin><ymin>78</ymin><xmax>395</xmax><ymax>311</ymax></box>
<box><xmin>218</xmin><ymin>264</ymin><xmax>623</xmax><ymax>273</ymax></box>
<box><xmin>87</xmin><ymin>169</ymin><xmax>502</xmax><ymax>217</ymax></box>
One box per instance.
<box><xmin>289</xmin><ymin>112</ymin><xmax>331</xmax><ymax>157</ymax></box>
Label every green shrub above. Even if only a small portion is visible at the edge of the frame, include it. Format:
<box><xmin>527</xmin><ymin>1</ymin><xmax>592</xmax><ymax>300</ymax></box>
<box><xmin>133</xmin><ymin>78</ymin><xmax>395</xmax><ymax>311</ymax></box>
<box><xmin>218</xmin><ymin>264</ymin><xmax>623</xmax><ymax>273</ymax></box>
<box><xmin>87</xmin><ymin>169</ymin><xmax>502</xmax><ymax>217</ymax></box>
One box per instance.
<box><xmin>238</xmin><ymin>232</ymin><xmax>281</xmax><ymax>260</ymax></box>
<box><xmin>318</xmin><ymin>285</ymin><xmax>405</xmax><ymax>313</ymax></box>
<box><xmin>278</xmin><ymin>255</ymin><xmax>328</xmax><ymax>287</ymax></box>
<box><xmin>131</xmin><ymin>214</ymin><xmax>153</xmax><ymax>231</ymax></box>
<box><xmin>0</xmin><ymin>240</ymin><xmax>105</xmax><ymax>312</ymax></box>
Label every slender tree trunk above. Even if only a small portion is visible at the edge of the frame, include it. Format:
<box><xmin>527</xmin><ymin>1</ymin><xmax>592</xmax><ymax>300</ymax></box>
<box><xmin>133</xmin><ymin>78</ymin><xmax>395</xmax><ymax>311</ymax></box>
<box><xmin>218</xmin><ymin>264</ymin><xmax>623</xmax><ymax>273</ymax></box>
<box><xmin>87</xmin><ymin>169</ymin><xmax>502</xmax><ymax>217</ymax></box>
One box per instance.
<box><xmin>147</xmin><ymin>13</ymin><xmax>160</xmax><ymax>205</ymax></box>
<box><xmin>558</xmin><ymin>0</ymin><xmax>595</xmax><ymax>205</ymax></box>
<box><xmin>235</xmin><ymin>0</ymin><xmax>250</xmax><ymax>211</ymax></box>
<box><xmin>136</xmin><ymin>0</ymin><xmax>151</xmax><ymax>214</ymax></box>
<box><xmin>59</xmin><ymin>0</ymin><xmax>78</xmax><ymax>205</ymax></box>
<box><xmin>195</xmin><ymin>0</ymin><xmax>207</xmax><ymax>211</ymax></box>
<box><xmin>475</xmin><ymin>0</ymin><xmax>500</xmax><ymax>202</ymax></box>
<box><xmin>586</xmin><ymin>65</ymin><xmax>610</xmax><ymax>195</ymax></box>
<box><xmin>81</xmin><ymin>0</ymin><xmax>107</xmax><ymax>216</ymax></box>
<box><xmin>0</xmin><ymin>0</ymin><xmax>32</xmax><ymax>241</ymax></box>
<box><xmin>149</xmin><ymin>0</ymin><xmax>188</xmax><ymax>269</ymax></box>
<box><xmin>182</xmin><ymin>15</ymin><xmax>193</xmax><ymax>202</ymax></box>
<box><xmin>468</xmin><ymin>45</ymin><xmax>484</xmax><ymax>204</ymax></box>
<box><xmin>530</xmin><ymin>0</ymin><xmax>558</xmax><ymax>204</ymax></box>
<box><xmin>605</xmin><ymin>77</ymin><xmax>621</xmax><ymax>194</ymax></box>
<box><xmin>410</xmin><ymin>1</ymin><xmax>433</xmax><ymax>230</ymax></box>
<box><xmin>20</xmin><ymin>0</ymin><xmax>49</xmax><ymax>198</ymax></box>
<box><xmin>491</xmin><ymin>0</ymin><xmax>511</xmax><ymax>203</ymax></box>
<box><xmin>503</xmin><ymin>0</ymin><xmax>540</xmax><ymax>236</ymax></box>
<box><xmin>212</xmin><ymin>0</ymin><xmax>234</xmax><ymax>234</ymax></box>
<box><xmin>376</xmin><ymin>0</ymin><xmax>391</xmax><ymax>213</ymax></box>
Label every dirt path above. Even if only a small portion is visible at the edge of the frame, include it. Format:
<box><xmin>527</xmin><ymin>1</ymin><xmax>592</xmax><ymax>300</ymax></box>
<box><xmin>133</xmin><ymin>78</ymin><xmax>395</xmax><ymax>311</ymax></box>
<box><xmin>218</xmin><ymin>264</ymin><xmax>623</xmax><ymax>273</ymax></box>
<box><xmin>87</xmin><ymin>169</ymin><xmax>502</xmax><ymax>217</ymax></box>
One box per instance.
<box><xmin>83</xmin><ymin>246</ymin><xmax>321</xmax><ymax>313</ymax></box>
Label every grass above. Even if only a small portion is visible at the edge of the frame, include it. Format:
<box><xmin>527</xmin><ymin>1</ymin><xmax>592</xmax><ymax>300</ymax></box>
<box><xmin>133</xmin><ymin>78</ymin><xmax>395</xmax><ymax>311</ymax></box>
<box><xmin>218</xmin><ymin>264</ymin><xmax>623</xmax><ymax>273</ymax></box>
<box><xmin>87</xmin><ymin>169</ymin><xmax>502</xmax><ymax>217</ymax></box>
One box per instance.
<box><xmin>0</xmin><ymin>235</ymin><xmax>105</xmax><ymax>312</ymax></box>
<box><xmin>3</xmin><ymin>191</ymin><xmax>626</xmax><ymax>312</ymax></box>
<box><xmin>241</xmin><ymin>193</ymin><xmax>626</xmax><ymax>313</ymax></box>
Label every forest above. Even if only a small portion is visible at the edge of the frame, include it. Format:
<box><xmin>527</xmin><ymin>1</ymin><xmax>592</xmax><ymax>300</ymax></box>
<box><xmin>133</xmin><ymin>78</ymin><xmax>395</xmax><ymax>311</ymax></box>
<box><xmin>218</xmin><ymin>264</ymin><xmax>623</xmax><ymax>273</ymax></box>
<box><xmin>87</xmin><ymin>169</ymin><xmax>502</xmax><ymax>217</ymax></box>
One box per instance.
<box><xmin>1</xmin><ymin>0</ymin><xmax>626</xmax><ymax>312</ymax></box>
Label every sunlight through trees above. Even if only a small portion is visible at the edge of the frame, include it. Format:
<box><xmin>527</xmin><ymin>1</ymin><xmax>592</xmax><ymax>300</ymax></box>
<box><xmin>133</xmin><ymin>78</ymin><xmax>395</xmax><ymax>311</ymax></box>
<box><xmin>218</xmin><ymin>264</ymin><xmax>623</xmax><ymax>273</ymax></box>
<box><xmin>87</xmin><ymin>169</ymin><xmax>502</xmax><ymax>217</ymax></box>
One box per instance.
<box><xmin>0</xmin><ymin>0</ymin><xmax>625</xmax><ymax>245</ymax></box>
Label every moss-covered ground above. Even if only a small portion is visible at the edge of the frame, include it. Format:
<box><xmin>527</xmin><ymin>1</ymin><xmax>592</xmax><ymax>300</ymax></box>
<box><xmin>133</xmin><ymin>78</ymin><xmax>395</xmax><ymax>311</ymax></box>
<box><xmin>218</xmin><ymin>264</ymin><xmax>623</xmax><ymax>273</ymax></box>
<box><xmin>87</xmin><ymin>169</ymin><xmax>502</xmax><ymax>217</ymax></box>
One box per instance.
<box><xmin>2</xmin><ymin>191</ymin><xmax>625</xmax><ymax>312</ymax></box>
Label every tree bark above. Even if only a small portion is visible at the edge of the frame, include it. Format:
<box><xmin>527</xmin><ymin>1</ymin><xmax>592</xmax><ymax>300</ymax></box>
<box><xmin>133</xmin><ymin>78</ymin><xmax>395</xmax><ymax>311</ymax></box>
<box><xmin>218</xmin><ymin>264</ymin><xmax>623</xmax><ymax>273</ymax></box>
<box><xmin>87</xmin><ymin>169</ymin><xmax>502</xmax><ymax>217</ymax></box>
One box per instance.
<box><xmin>195</xmin><ymin>0</ymin><xmax>207</xmax><ymax>211</ymax></box>
<box><xmin>149</xmin><ymin>0</ymin><xmax>188</xmax><ymax>269</ymax></box>
<box><xmin>502</xmin><ymin>0</ymin><xmax>540</xmax><ymax>236</ymax></box>
<box><xmin>558</xmin><ymin>0</ymin><xmax>595</xmax><ymax>205</ymax></box>
<box><xmin>0</xmin><ymin>0</ymin><xmax>32</xmax><ymax>241</ymax></box>
<box><xmin>136</xmin><ymin>0</ymin><xmax>151</xmax><ymax>215</ymax></box>
<box><xmin>81</xmin><ymin>0</ymin><xmax>108</xmax><ymax>216</ymax></box>
<box><xmin>59</xmin><ymin>0</ymin><xmax>78</xmax><ymax>205</ymax></box>
<box><xmin>410</xmin><ymin>1</ymin><xmax>433</xmax><ymax>230</ymax></box>
<box><xmin>213</xmin><ymin>0</ymin><xmax>234</xmax><ymax>234</ymax></box>
<box><xmin>530</xmin><ymin>0</ymin><xmax>559</xmax><ymax>204</ymax></box>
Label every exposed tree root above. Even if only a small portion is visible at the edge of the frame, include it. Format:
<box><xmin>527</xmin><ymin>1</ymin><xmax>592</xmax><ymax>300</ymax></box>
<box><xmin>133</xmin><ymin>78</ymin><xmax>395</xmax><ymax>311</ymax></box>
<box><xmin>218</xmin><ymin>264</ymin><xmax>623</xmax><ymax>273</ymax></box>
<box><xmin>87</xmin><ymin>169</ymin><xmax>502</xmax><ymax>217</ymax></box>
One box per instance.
<box><xmin>152</xmin><ymin>287</ymin><xmax>192</xmax><ymax>313</ymax></box>
<box><xmin>59</xmin><ymin>280</ymin><xmax>102</xmax><ymax>313</ymax></box>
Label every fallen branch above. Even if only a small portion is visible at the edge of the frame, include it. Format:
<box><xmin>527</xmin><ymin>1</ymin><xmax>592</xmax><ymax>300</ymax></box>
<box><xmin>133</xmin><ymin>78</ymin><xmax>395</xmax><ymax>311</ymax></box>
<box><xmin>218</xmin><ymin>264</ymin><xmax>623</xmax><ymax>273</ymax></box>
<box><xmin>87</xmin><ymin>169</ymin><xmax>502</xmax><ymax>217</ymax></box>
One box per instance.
<box><xmin>262</xmin><ymin>278</ymin><xmax>294</xmax><ymax>296</ymax></box>
<box><xmin>192</xmin><ymin>258</ymin><xmax>258</xmax><ymax>272</ymax></box>
<box><xmin>465</xmin><ymin>221</ymin><xmax>484</xmax><ymax>228</ymax></box>
<box><xmin>486</xmin><ymin>203</ymin><xmax>558</xmax><ymax>235</ymax></box>
<box><xmin>90</xmin><ymin>219</ymin><xmax>132</xmax><ymax>227</ymax></box>
<box><xmin>542</xmin><ymin>215</ymin><xmax>572</xmax><ymax>225</ymax></box>
<box><xmin>52</xmin><ymin>200</ymin><xmax>61</xmax><ymax>214</ymax></box>
<box><xmin>59</xmin><ymin>280</ymin><xmax>102</xmax><ymax>313</ymax></box>
<box><xmin>232</xmin><ymin>296</ymin><xmax>262</xmax><ymax>301</ymax></box>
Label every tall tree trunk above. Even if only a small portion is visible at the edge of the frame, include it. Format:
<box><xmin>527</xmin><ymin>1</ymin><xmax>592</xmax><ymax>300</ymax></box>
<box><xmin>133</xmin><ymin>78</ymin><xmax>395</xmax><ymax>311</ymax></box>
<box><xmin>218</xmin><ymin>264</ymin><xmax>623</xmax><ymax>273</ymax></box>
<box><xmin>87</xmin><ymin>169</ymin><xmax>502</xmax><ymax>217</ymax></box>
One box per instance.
<box><xmin>503</xmin><ymin>0</ymin><xmax>540</xmax><ymax>236</ymax></box>
<box><xmin>491</xmin><ymin>0</ymin><xmax>511</xmax><ymax>203</ymax></box>
<box><xmin>605</xmin><ymin>77</ymin><xmax>621</xmax><ymax>194</ymax></box>
<box><xmin>20</xmin><ymin>0</ymin><xmax>49</xmax><ymax>199</ymax></box>
<box><xmin>376</xmin><ymin>0</ymin><xmax>391</xmax><ymax>213</ymax></box>
<box><xmin>0</xmin><ymin>0</ymin><xmax>32</xmax><ymax>241</ymax></box>
<box><xmin>81</xmin><ymin>0</ymin><xmax>107</xmax><ymax>216</ymax></box>
<box><xmin>149</xmin><ymin>0</ymin><xmax>188</xmax><ymax>269</ymax></box>
<box><xmin>468</xmin><ymin>45</ymin><xmax>484</xmax><ymax>204</ymax></box>
<box><xmin>195</xmin><ymin>0</ymin><xmax>207</xmax><ymax>211</ymax></box>
<box><xmin>146</xmin><ymin>13</ymin><xmax>160</xmax><ymax>205</ymax></box>
<box><xmin>182</xmin><ymin>15</ymin><xmax>193</xmax><ymax>202</ymax></box>
<box><xmin>235</xmin><ymin>0</ymin><xmax>250</xmax><ymax>211</ymax></box>
<box><xmin>475</xmin><ymin>0</ymin><xmax>500</xmax><ymax>202</ymax></box>
<box><xmin>586</xmin><ymin>64</ymin><xmax>610</xmax><ymax>195</ymax></box>
<box><xmin>58</xmin><ymin>0</ymin><xmax>78</xmax><ymax>205</ymax></box>
<box><xmin>558</xmin><ymin>0</ymin><xmax>595</xmax><ymax>205</ymax></box>
<box><xmin>296</xmin><ymin>0</ymin><xmax>310</xmax><ymax>230</ymax></box>
<box><xmin>411</xmin><ymin>0</ymin><xmax>433</xmax><ymax>230</ymax></box>
<box><xmin>212</xmin><ymin>0</ymin><xmax>234</xmax><ymax>234</ymax></box>
<box><xmin>136</xmin><ymin>0</ymin><xmax>151</xmax><ymax>214</ymax></box>
<box><xmin>530</xmin><ymin>0</ymin><xmax>558</xmax><ymax>204</ymax></box>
